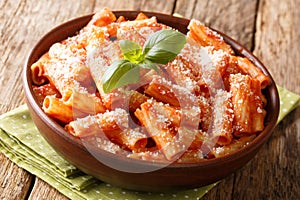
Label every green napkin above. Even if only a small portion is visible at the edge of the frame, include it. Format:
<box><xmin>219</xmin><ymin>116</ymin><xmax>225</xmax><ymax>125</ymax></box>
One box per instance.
<box><xmin>0</xmin><ymin>86</ymin><xmax>299</xmax><ymax>200</ymax></box>
<box><xmin>276</xmin><ymin>86</ymin><xmax>300</xmax><ymax>122</ymax></box>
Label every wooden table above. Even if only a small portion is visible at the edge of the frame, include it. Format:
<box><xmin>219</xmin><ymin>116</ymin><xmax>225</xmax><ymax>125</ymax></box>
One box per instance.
<box><xmin>1</xmin><ymin>0</ymin><xmax>299</xmax><ymax>199</ymax></box>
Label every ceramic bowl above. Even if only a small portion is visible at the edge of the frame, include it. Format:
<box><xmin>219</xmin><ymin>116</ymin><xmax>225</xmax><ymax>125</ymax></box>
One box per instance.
<box><xmin>23</xmin><ymin>11</ymin><xmax>279</xmax><ymax>191</ymax></box>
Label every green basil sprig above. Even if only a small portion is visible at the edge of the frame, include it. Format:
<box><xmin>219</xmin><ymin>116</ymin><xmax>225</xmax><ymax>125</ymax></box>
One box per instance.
<box><xmin>102</xmin><ymin>29</ymin><xmax>186</xmax><ymax>93</ymax></box>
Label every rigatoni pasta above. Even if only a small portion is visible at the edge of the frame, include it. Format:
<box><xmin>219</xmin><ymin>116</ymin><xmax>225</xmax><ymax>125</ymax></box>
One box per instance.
<box><xmin>31</xmin><ymin>8</ymin><xmax>270</xmax><ymax>163</ymax></box>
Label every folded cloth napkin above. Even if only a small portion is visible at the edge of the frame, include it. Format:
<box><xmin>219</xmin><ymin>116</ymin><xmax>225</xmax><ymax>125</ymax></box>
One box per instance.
<box><xmin>0</xmin><ymin>86</ymin><xmax>299</xmax><ymax>200</ymax></box>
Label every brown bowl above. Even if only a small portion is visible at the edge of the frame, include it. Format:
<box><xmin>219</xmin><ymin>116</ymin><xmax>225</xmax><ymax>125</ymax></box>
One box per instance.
<box><xmin>23</xmin><ymin>11</ymin><xmax>279</xmax><ymax>192</ymax></box>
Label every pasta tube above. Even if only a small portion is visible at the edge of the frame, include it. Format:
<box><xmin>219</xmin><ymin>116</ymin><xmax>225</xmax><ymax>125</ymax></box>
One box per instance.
<box><xmin>229</xmin><ymin>73</ymin><xmax>266</xmax><ymax>136</ymax></box>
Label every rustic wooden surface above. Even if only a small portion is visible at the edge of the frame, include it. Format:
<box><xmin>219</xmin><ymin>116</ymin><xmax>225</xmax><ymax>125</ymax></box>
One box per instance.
<box><xmin>0</xmin><ymin>0</ymin><xmax>299</xmax><ymax>199</ymax></box>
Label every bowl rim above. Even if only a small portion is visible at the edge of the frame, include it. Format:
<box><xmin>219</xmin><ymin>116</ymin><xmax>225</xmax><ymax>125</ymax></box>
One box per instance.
<box><xmin>23</xmin><ymin>10</ymin><xmax>280</xmax><ymax>169</ymax></box>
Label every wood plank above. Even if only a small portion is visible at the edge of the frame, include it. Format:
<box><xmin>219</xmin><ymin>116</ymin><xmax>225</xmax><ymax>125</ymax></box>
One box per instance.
<box><xmin>175</xmin><ymin>0</ymin><xmax>258</xmax><ymax>50</ymax></box>
<box><xmin>94</xmin><ymin>0</ymin><xmax>175</xmax><ymax>14</ymax></box>
<box><xmin>233</xmin><ymin>0</ymin><xmax>300</xmax><ymax>199</ymax></box>
<box><xmin>0</xmin><ymin>1</ymin><xmax>36</xmax><ymax>199</ymax></box>
<box><xmin>28</xmin><ymin>178</ymin><xmax>69</xmax><ymax>200</ymax></box>
<box><xmin>0</xmin><ymin>0</ymin><xmax>26</xmax><ymax>111</ymax></box>
<box><xmin>254</xmin><ymin>0</ymin><xmax>300</xmax><ymax>94</ymax></box>
<box><xmin>0</xmin><ymin>153</ymin><xmax>33</xmax><ymax>200</ymax></box>
<box><xmin>0</xmin><ymin>0</ymin><xmax>94</xmax><ymax>110</ymax></box>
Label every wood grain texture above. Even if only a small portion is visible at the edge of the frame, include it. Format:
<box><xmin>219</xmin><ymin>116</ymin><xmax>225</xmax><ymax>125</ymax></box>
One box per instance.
<box><xmin>0</xmin><ymin>154</ymin><xmax>33</xmax><ymax>200</ymax></box>
<box><xmin>28</xmin><ymin>178</ymin><xmax>69</xmax><ymax>200</ymax></box>
<box><xmin>246</xmin><ymin>1</ymin><xmax>300</xmax><ymax>199</ymax></box>
<box><xmin>0</xmin><ymin>0</ymin><xmax>94</xmax><ymax>111</ymax></box>
<box><xmin>94</xmin><ymin>0</ymin><xmax>175</xmax><ymax>14</ymax></box>
<box><xmin>254</xmin><ymin>0</ymin><xmax>300</xmax><ymax>94</ymax></box>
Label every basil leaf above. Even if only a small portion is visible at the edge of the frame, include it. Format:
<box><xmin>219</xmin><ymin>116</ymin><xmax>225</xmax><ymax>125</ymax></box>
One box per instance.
<box><xmin>101</xmin><ymin>29</ymin><xmax>186</xmax><ymax>93</ymax></box>
<box><xmin>139</xmin><ymin>60</ymin><xmax>159</xmax><ymax>72</ymax></box>
<box><xmin>101</xmin><ymin>60</ymin><xmax>125</xmax><ymax>84</ymax></box>
<box><xmin>102</xmin><ymin>60</ymin><xmax>140</xmax><ymax>93</ymax></box>
<box><xmin>143</xmin><ymin>29</ymin><xmax>186</xmax><ymax>64</ymax></box>
<box><xmin>119</xmin><ymin>40</ymin><xmax>144</xmax><ymax>64</ymax></box>
<box><xmin>115</xmin><ymin>64</ymin><xmax>140</xmax><ymax>89</ymax></box>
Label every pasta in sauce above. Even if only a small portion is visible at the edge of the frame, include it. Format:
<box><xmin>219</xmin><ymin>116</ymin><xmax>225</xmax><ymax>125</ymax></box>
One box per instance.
<box><xmin>31</xmin><ymin>8</ymin><xmax>270</xmax><ymax>163</ymax></box>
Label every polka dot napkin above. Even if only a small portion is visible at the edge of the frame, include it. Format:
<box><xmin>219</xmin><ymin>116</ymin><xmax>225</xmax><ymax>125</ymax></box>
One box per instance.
<box><xmin>0</xmin><ymin>86</ymin><xmax>299</xmax><ymax>200</ymax></box>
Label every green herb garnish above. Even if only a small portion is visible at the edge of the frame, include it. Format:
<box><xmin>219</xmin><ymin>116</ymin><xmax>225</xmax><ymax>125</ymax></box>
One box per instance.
<box><xmin>101</xmin><ymin>29</ymin><xmax>186</xmax><ymax>93</ymax></box>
